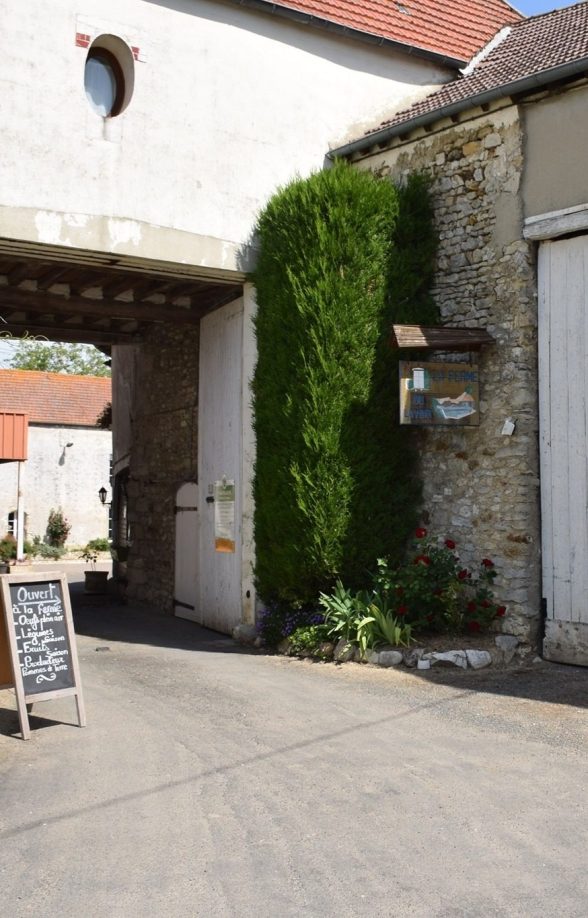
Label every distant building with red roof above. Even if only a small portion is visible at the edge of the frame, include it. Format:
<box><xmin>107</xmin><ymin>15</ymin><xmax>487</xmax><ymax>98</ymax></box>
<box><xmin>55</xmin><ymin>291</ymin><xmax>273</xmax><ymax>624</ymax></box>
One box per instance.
<box><xmin>0</xmin><ymin>370</ymin><xmax>111</xmax><ymax>427</ymax></box>
<box><xmin>0</xmin><ymin>370</ymin><xmax>112</xmax><ymax>547</ymax></box>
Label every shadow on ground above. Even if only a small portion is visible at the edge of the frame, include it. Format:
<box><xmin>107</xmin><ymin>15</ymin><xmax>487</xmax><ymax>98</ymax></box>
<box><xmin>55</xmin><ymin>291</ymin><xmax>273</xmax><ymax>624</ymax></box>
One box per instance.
<box><xmin>68</xmin><ymin>581</ymin><xmax>588</xmax><ymax>712</ymax></box>
<box><xmin>70</xmin><ymin>581</ymin><xmax>249</xmax><ymax>656</ymax></box>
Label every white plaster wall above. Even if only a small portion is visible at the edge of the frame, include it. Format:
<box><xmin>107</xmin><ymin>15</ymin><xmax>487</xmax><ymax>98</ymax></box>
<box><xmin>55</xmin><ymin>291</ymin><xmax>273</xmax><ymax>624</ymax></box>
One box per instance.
<box><xmin>522</xmin><ymin>85</ymin><xmax>588</xmax><ymax>220</ymax></box>
<box><xmin>0</xmin><ymin>426</ymin><xmax>112</xmax><ymax>546</ymax></box>
<box><xmin>0</xmin><ymin>0</ymin><xmax>451</xmax><ymax>272</ymax></box>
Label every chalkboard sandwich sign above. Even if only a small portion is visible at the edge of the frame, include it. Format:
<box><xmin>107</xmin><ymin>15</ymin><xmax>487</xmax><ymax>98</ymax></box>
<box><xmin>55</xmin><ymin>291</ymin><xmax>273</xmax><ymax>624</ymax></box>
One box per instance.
<box><xmin>0</xmin><ymin>572</ymin><xmax>86</xmax><ymax>740</ymax></box>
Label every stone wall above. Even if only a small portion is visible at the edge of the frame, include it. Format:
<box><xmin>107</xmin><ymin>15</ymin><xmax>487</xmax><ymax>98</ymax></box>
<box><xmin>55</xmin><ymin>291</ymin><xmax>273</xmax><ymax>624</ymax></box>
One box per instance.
<box><xmin>354</xmin><ymin>105</ymin><xmax>541</xmax><ymax>644</ymax></box>
<box><xmin>124</xmin><ymin>323</ymin><xmax>199</xmax><ymax>609</ymax></box>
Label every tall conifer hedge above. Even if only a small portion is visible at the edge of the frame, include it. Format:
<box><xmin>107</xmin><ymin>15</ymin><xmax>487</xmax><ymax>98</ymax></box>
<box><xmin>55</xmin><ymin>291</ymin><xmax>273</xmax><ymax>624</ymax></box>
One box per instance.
<box><xmin>252</xmin><ymin>162</ymin><xmax>437</xmax><ymax>604</ymax></box>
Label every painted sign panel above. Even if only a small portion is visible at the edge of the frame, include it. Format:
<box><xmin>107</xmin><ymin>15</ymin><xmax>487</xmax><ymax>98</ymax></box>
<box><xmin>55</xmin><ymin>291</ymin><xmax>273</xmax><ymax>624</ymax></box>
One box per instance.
<box><xmin>214</xmin><ymin>480</ymin><xmax>236</xmax><ymax>553</ymax></box>
<box><xmin>0</xmin><ymin>572</ymin><xmax>86</xmax><ymax>739</ymax></box>
<box><xmin>8</xmin><ymin>580</ymin><xmax>74</xmax><ymax>694</ymax></box>
<box><xmin>399</xmin><ymin>361</ymin><xmax>479</xmax><ymax>426</ymax></box>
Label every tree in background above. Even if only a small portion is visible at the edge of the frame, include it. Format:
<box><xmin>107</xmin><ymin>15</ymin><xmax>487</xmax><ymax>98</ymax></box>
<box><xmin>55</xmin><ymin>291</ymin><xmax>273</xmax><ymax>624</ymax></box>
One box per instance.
<box><xmin>8</xmin><ymin>340</ymin><xmax>111</xmax><ymax>376</ymax></box>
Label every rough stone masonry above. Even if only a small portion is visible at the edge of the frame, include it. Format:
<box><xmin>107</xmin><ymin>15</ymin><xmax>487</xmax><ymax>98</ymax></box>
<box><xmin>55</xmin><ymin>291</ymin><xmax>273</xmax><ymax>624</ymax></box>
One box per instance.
<box><xmin>353</xmin><ymin>104</ymin><xmax>541</xmax><ymax>645</ymax></box>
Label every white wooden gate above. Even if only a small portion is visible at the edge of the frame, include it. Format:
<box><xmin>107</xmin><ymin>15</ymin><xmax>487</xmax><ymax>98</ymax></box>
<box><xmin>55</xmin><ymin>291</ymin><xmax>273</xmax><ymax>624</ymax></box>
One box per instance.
<box><xmin>174</xmin><ymin>482</ymin><xmax>200</xmax><ymax>622</ymax></box>
<box><xmin>539</xmin><ymin>236</ymin><xmax>588</xmax><ymax>664</ymax></box>
<box><xmin>198</xmin><ymin>298</ymin><xmax>243</xmax><ymax>634</ymax></box>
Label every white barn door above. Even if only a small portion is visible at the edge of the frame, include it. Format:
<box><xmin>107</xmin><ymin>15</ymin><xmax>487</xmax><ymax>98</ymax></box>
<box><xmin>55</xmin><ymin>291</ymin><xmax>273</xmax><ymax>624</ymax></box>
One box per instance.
<box><xmin>539</xmin><ymin>236</ymin><xmax>588</xmax><ymax>665</ymax></box>
<box><xmin>198</xmin><ymin>298</ymin><xmax>243</xmax><ymax>634</ymax></box>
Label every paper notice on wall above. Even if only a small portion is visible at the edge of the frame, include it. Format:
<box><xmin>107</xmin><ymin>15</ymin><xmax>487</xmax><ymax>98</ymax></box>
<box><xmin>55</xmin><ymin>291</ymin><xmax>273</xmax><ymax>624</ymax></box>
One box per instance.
<box><xmin>214</xmin><ymin>480</ymin><xmax>236</xmax><ymax>553</ymax></box>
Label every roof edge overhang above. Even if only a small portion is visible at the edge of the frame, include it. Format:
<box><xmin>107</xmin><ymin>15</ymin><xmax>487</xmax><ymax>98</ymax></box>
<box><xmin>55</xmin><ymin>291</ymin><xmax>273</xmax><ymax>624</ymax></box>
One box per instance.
<box><xmin>226</xmin><ymin>0</ymin><xmax>466</xmax><ymax>69</ymax></box>
<box><xmin>330</xmin><ymin>54</ymin><xmax>588</xmax><ymax>159</ymax></box>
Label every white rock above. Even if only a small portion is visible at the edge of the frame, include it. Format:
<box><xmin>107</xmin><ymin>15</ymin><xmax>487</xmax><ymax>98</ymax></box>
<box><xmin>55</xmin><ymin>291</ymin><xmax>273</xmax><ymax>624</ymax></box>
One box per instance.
<box><xmin>427</xmin><ymin>650</ymin><xmax>468</xmax><ymax>669</ymax></box>
<box><xmin>495</xmin><ymin>634</ymin><xmax>519</xmax><ymax>665</ymax></box>
<box><xmin>465</xmin><ymin>649</ymin><xmax>492</xmax><ymax>670</ymax></box>
<box><xmin>417</xmin><ymin>659</ymin><xmax>431</xmax><ymax>670</ymax></box>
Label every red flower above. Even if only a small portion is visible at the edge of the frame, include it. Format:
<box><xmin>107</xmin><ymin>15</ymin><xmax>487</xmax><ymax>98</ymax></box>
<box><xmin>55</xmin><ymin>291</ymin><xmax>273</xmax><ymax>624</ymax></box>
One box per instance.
<box><xmin>397</xmin><ymin>605</ymin><xmax>408</xmax><ymax>616</ymax></box>
<box><xmin>481</xmin><ymin>599</ymin><xmax>491</xmax><ymax>609</ymax></box>
<box><xmin>415</xmin><ymin>527</ymin><xmax>427</xmax><ymax>539</ymax></box>
<box><xmin>445</xmin><ymin>539</ymin><xmax>456</xmax><ymax>550</ymax></box>
<box><xmin>481</xmin><ymin>559</ymin><xmax>494</xmax><ymax>568</ymax></box>
<box><xmin>467</xmin><ymin>601</ymin><xmax>477</xmax><ymax>613</ymax></box>
<box><xmin>458</xmin><ymin>569</ymin><xmax>469</xmax><ymax>581</ymax></box>
<box><xmin>496</xmin><ymin>606</ymin><xmax>506</xmax><ymax>617</ymax></box>
<box><xmin>467</xmin><ymin>620</ymin><xmax>481</xmax><ymax>632</ymax></box>
<box><xmin>414</xmin><ymin>555</ymin><xmax>431</xmax><ymax>566</ymax></box>
<box><xmin>426</xmin><ymin>614</ymin><xmax>434</xmax><ymax>623</ymax></box>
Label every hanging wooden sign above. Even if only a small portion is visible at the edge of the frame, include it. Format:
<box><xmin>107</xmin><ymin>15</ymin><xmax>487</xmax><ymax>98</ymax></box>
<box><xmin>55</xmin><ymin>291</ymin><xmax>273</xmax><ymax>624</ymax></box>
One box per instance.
<box><xmin>399</xmin><ymin>360</ymin><xmax>480</xmax><ymax>426</ymax></box>
<box><xmin>0</xmin><ymin>572</ymin><xmax>86</xmax><ymax>740</ymax></box>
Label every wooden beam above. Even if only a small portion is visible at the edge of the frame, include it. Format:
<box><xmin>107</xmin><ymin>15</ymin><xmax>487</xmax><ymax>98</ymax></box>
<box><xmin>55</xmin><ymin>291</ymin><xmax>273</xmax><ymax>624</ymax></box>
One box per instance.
<box><xmin>0</xmin><ymin>320</ymin><xmax>139</xmax><ymax>345</ymax></box>
<box><xmin>193</xmin><ymin>284</ymin><xmax>243</xmax><ymax>314</ymax></box>
<box><xmin>101</xmin><ymin>276</ymin><xmax>137</xmax><ymax>298</ymax></box>
<box><xmin>0</xmin><ymin>287</ymin><xmax>200</xmax><ymax>325</ymax></box>
<box><xmin>390</xmin><ymin>324</ymin><xmax>495</xmax><ymax>351</ymax></box>
<box><xmin>70</xmin><ymin>274</ymin><xmax>113</xmax><ymax>293</ymax></box>
<box><xmin>6</xmin><ymin>262</ymin><xmax>37</xmax><ymax>285</ymax></box>
<box><xmin>35</xmin><ymin>265</ymin><xmax>70</xmax><ymax>290</ymax></box>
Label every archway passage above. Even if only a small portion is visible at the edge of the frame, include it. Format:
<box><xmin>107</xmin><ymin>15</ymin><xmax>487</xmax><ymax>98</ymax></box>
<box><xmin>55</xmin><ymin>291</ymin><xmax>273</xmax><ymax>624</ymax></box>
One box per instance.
<box><xmin>0</xmin><ymin>241</ymin><xmax>247</xmax><ymax>630</ymax></box>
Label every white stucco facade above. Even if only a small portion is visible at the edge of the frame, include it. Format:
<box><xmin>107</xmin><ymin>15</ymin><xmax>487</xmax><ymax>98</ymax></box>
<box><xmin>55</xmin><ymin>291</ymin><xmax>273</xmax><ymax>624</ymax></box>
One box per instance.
<box><xmin>0</xmin><ymin>425</ymin><xmax>112</xmax><ymax>548</ymax></box>
<box><xmin>0</xmin><ymin>0</ymin><xmax>451</xmax><ymax>275</ymax></box>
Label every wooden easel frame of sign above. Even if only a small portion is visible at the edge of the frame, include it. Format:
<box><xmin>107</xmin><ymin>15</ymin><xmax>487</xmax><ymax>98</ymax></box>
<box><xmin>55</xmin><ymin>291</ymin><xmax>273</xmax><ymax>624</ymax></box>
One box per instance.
<box><xmin>0</xmin><ymin>572</ymin><xmax>86</xmax><ymax>740</ymax></box>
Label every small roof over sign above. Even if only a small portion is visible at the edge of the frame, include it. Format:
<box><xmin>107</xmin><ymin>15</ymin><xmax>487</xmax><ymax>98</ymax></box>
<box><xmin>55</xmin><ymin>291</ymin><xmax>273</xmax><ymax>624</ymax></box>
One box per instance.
<box><xmin>390</xmin><ymin>324</ymin><xmax>495</xmax><ymax>350</ymax></box>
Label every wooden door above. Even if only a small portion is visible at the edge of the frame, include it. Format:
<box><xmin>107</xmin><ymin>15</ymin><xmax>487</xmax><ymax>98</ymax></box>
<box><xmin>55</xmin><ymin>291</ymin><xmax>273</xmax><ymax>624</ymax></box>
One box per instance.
<box><xmin>198</xmin><ymin>298</ymin><xmax>243</xmax><ymax>634</ymax></box>
<box><xmin>539</xmin><ymin>236</ymin><xmax>588</xmax><ymax>664</ymax></box>
<box><xmin>174</xmin><ymin>482</ymin><xmax>200</xmax><ymax>622</ymax></box>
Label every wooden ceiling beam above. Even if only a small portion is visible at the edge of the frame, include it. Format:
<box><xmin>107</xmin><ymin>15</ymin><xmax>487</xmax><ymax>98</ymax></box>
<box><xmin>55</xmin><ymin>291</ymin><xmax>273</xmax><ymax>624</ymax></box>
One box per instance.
<box><xmin>194</xmin><ymin>284</ymin><xmax>243</xmax><ymax>314</ymax></box>
<box><xmin>0</xmin><ymin>321</ymin><xmax>139</xmax><ymax>345</ymax></box>
<box><xmin>0</xmin><ymin>287</ymin><xmax>200</xmax><ymax>325</ymax></box>
<box><xmin>70</xmin><ymin>274</ymin><xmax>112</xmax><ymax>293</ymax></box>
<box><xmin>35</xmin><ymin>265</ymin><xmax>70</xmax><ymax>290</ymax></box>
<box><xmin>6</xmin><ymin>262</ymin><xmax>38</xmax><ymax>285</ymax></box>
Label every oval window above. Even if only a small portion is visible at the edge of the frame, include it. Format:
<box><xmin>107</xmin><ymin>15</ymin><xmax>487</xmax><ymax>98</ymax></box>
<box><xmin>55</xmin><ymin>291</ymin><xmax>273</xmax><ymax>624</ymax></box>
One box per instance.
<box><xmin>84</xmin><ymin>49</ymin><xmax>124</xmax><ymax>117</ymax></box>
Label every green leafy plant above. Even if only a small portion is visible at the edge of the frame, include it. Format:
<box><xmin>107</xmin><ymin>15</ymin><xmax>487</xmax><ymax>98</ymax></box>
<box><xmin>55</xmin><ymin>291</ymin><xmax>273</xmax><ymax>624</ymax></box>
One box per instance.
<box><xmin>0</xmin><ymin>533</ymin><xmax>17</xmax><ymax>563</ymax></box>
<box><xmin>371</xmin><ymin>529</ymin><xmax>507</xmax><ymax>634</ymax></box>
<box><xmin>86</xmin><ymin>537</ymin><xmax>110</xmax><ymax>552</ymax></box>
<box><xmin>46</xmin><ymin>509</ymin><xmax>71</xmax><ymax>548</ymax></box>
<box><xmin>356</xmin><ymin>602</ymin><xmax>414</xmax><ymax>654</ymax></box>
<box><xmin>252</xmin><ymin>163</ymin><xmax>437</xmax><ymax>606</ymax></box>
<box><xmin>288</xmin><ymin>624</ymin><xmax>332</xmax><ymax>659</ymax></box>
<box><xmin>79</xmin><ymin>545</ymin><xmax>99</xmax><ymax>570</ymax></box>
<box><xmin>256</xmin><ymin>602</ymin><xmax>324</xmax><ymax>647</ymax></box>
<box><xmin>319</xmin><ymin>580</ymin><xmax>362</xmax><ymax>643</ymax></box>
<box><xmin>37</xmin><ymin>543</ymin><xmax>64</xmax><ymax>559</ymax></box>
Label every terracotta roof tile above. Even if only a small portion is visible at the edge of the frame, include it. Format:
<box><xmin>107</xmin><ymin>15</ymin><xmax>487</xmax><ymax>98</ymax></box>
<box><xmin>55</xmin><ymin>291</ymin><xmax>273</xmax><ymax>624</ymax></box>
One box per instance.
<box><xmin>0</xmin><ymin>370</ymin><xmax>111</xmax><ymax>427</ymax></box>
<box><xmin>360</xmin><ymin>3</ymin><xmax>588</xmax><ymax>139</ymax></box>
<box><xmin>269</xmin><ymin>1</ymin><xmax>522</xmax><ymax>62</ymax></box>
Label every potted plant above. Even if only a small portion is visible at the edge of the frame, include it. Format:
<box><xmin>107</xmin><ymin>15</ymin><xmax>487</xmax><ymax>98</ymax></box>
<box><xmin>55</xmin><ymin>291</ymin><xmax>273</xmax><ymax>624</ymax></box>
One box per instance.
<box><xmin>80</xmin><ymin>544</ymin><xmax>109</xmax><ymax>594</ymax></box>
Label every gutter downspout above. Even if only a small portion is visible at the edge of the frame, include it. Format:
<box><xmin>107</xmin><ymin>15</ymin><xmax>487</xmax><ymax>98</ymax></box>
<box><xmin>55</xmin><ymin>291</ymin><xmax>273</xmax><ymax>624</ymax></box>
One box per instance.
<box><xmin>329</xmin><ymin>55</ymin><xmax>588</xmax><ymax>159</ymax></box>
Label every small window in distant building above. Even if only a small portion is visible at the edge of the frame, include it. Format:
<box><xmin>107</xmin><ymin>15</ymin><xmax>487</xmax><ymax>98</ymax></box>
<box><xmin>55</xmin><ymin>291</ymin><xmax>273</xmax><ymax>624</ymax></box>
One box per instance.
<box><xmin>85</xmin><ymin>48</ymin><xmax>125</xmax><ymax>117</ymax></box>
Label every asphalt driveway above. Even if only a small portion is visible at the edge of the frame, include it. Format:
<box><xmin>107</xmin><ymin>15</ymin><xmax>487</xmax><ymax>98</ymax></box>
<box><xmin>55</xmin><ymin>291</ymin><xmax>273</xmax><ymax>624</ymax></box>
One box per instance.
<box><xmin>1</xmin><ymin>595</ymin><xmax>587</xmax><ymax>918</ymax></box>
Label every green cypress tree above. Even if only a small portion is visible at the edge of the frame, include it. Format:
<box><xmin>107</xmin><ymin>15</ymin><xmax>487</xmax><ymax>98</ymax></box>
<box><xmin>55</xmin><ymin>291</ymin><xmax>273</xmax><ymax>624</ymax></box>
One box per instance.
<box><xmin>252</xmin><ymin>162</ymin><xmax>436</xmax><ymax>604</ymax></box>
